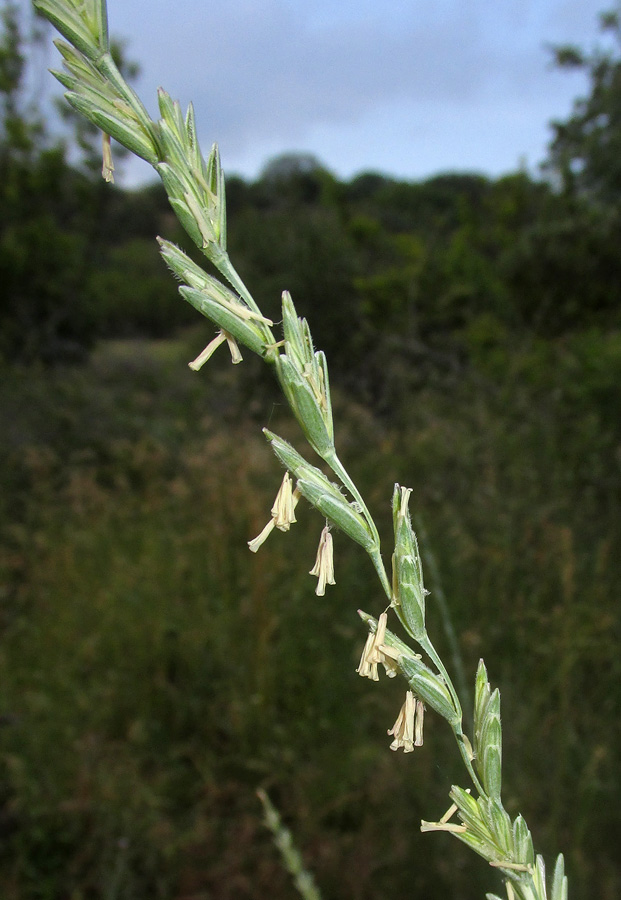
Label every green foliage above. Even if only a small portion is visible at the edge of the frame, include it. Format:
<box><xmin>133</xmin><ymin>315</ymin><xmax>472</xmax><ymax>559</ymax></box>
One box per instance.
<box><xmin>546</xmin><ymin>8</ymin><xmax>621</xmax><ymax>203</ymax></box>
<box><xmin>0</xmin><ymin>1</ymin><xmax>189</xmax><ymax>362</ymax></box>
<box><xmin>2</xmin><ymin>0</ymin><xmax>619</xmax><ymax>370</ymax></box>
<box><xmin>0</xmin><ymin>0</ymin><xmax>44</xmax><ymax>154</ymax></box>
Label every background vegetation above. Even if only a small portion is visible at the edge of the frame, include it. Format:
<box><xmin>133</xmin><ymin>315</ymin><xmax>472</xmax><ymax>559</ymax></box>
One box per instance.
<box><xmin>1</xmin><ymin>2</ymin><xmax>620</xmax><ymax>897</ymax></box>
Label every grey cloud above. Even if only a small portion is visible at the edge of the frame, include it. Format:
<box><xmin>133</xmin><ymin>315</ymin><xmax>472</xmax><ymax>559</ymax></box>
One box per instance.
<box><xmin>106</xmin><ymin>0</ymin><xmax>598</xmax><ymax>174</ymax></box>
<box><xmin>118</xmin><ymin>1</ymin><xmax>502</xmax><ymax>148</ymax></box>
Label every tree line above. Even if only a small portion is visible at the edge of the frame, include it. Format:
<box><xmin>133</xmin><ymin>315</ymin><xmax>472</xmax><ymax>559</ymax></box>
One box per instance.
<box><xmin>1</xmin><ymin>2</ymin><xmax>620</xmax><ymax>395</ymax></box>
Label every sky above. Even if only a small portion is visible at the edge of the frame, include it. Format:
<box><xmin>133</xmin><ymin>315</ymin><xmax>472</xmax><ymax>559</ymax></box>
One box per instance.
<box><xmin>48</xmin><ymin>0</ymin><xmax>606</xmax><ymax>186</ymax></box>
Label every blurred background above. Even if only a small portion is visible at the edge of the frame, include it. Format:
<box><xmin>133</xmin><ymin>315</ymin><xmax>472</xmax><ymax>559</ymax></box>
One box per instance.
<box><xmin>1</xmin><ymin>1</ymin><xmax>620</xmax><ymax>897</ymax></box>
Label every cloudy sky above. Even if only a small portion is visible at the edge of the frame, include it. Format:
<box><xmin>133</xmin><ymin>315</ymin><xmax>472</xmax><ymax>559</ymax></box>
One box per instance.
<box><xmin>72</xmin><ymin>0</ymin><xmax>603</xmax><ymax>185</ymax></box>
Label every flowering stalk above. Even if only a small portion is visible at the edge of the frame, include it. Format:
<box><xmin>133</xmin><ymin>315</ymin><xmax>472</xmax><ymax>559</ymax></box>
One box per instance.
<box><xmin>33</xmin><ymin>2</ymin><xmax>568</xmax><ymax>899</ymax></box>
<box><xmin>257</xmin><ymin>789</ymin><xmax>323</xmax><ymax>900</ymax></box>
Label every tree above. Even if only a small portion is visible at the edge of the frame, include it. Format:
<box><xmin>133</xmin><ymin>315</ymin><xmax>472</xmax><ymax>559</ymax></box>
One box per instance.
<box><xmin>546</xmin><ymin>8</ymin><xmax>621</xmax><ymax>204</ymax></box>
<box><xmin>0</xmin><ymin>2</ymin><xmax>181</xmax><ymax>362</ymax></box>
<box><xmin>0</xmin><ymin>0</ymin><xmax>45</xmax><ymax>160</ymax></box>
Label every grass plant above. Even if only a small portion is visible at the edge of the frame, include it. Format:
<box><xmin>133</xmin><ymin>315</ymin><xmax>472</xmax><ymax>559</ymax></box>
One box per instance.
<box><xmin>6</xmin><ymin>0</ymin><xmax>607</xmax><ymax>895</ymax></box>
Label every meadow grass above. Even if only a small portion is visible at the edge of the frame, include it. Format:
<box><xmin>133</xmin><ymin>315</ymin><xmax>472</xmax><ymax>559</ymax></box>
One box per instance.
<box><xmin>1</xmin><ymin>332</ymin><xmax>619</xmax><ymax>899</ymax></box>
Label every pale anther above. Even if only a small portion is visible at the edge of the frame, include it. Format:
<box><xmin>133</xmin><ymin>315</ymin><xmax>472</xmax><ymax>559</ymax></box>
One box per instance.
<box><xmin>356</xmin><ymin>612</ymin><xmax>389</xmax><ymax>681</ymax></box>
<box><xmin>388</xmin><ymin>690</ymin><xmax>417</xmax><ymax>752</ymax></box>
<box><xmin>248</xmin><ymin>475</ymin><xmax>300</xmax><ymax>553</ymax></box>
<box><xmin>309</xmin><ymin>525</ymin><xmax>336</xmax><ymax>596</ymax></box>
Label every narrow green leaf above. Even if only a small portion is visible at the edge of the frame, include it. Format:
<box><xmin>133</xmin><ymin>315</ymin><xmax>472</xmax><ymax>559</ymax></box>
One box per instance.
<box><xmin>55</xmin><ymin>68</ymin><xmax>116</xmax><ymax>109</ymax></box>
<box><xmin>450</xmin><ymin>785</ymin><xmax>480</xmax><ymax>820</ymax></box>
<box><xmin>551</xmin><ymin>854</ymin><xmax>567</xmax><ymax>900</ymax></box>
<box><xmin>487</xmin><ymin>798</ymin><xmax>512</xmax><ymax>853</ymax></box>
<box><xmin>474</xmin><ymin>659</ymin><xmax>491</xmax><ymax>743</ymax></box>
<box><xmin>50</xmin><ymin>68</ymin><xmax>79</xmax><ymax>91</ymax></box>
<box><xmin>450</xmin><ymin>786</ymin><xmax>493</xmax><ymax>840</ymax></box>
<box><xmin>512</xmin><ymin>814</ymin><xmax>535</xmax><ymax>866</ymax></box>
<box><xmin>475</xmin><ymin>797</ymin><xmax>510</xmax><ymax>858</ymax></box>
<box><xmin>166</xmin><ymin>197</ymin><xmax>204</xmax><ymax>248</ymax></box>
<box><xmin>216</xmin><ymin>145</ymin><xmax>227</xmax><ymax>251</ymax></box>
<box><xmin>158</xmin><ymin>117</ymin><xmax>189</xmax><ymax>170</ymax></box>
<box><xmin>156</xmin><ymin>162</ymin><xmax>189</xmax><ymax>202</ymax></box>
<box><xmin>53</xmin><ymin>39</ymin><xmax>102</xmax><ymax>88</ymax></box>
<box><xmin>274</xmin><ymin>354</ymin><xmax>334</xmax><ymax>456</ymax></box>
<box><xmin>157</xmin><ymin>238</ymin><xmax>208</xmax><ymax>289</ymax></box>
<box><xmin>391</xmin><ymin>484</ymin><xmax>427</xmax><ymax>640</ymax></box>
<box><xmin>184</xmin><ymin>102</ymin><xmax>198</xmax><ymax>158</ymax></box>
<box><xmin>281</xmin><ymin>292</ymin><xmax>309</xmax><ymax>366</ymax></box>
<box><xmin>481</xmin><ymin>718</ymin><xmax>502</xmax><ymax>800</ymax></box>
<box><xmin>204</xmin><ymin>144</ymin><xmax>226</xmax><ymax>247</ymax></box>
<box><xmin>533</xmin><ymin>854</ymin><xmax>547</xmax><ymax>898</ymax></box>
<box><xmin>301</xmin><ymin>318</ymin><xmax>315</xmax><ymax>362</ymax></box>
<box><xmin>477</xmin><ymin>687</ymin><xmax>502</xmax><ymax>794</ymax></box>
<box><xmin>316</xmin><ymin>352</ymin><xmax>333</xmax><ymax>442</ymax></box>
<box><xmin>34</xmin><ymin>0</ymin><xmax>96</xmax><ymax>58</ymax></box>
<box><xmin>157</xmin><ymin>87</ymin><xmax>178</xmax><ymax>128</ymax></box>
<box><xmin>171</xmin><ymin>98</ymin><xmax>185</xmax><ymax>137</ymax></box>
<box><xmin>452</xmin><ymin>826</ymin><xmax>502</xmax><ymax>862</ymax></box>
<box><xmin>96</xmin><ymin>0</ymin><xmax>109</xmax><ymax>52</ymax></box>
